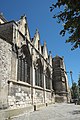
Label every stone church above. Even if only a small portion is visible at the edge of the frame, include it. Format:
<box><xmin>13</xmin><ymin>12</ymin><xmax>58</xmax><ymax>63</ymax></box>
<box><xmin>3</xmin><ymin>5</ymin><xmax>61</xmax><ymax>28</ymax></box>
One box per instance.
<box><xmin>0</xmin><ymin>13</ymin><xmax>70</xmax><ymax>113</ymax></box>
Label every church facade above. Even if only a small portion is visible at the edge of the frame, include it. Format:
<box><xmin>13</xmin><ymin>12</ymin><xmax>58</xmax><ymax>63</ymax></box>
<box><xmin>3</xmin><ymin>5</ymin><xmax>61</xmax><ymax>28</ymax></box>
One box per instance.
<box><xmin>0</xmin><ymin>14</ymin><xmax>69</xmax><ymax>110</ymax></box>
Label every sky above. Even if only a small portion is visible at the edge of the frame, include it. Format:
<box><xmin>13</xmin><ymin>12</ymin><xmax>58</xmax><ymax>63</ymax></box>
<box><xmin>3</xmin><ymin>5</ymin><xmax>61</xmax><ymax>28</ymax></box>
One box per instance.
<box><xmin>0</xmin><ymin>0</ymin><xmax>80</xmax><ymax>86</ymax></box>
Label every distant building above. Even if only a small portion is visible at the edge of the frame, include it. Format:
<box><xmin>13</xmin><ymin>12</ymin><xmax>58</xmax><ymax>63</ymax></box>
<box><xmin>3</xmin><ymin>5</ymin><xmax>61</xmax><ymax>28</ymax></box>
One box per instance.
<box><xmin>0</xmin><ymin>13</ymin><xmax>70</xmax><ymax>112</ymax></box>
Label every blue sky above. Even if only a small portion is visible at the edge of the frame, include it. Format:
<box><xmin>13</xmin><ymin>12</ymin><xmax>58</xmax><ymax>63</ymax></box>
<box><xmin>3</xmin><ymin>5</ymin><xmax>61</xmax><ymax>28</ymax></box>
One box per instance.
<box><xmin>0</xmin><ymin>0</ymin><xmax>80</xmax><ymax>86</ymax></box>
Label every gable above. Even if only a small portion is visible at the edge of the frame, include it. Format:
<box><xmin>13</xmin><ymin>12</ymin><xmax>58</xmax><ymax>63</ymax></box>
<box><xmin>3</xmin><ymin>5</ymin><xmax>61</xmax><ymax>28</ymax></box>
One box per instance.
<box><xmin>17</xmin><ymin>15</ymin><xmax>27</xmax><ymax>36</ymax></box>
<box><xmin>26</xmin><ymin>26</ymin><xmax>31</xmax><ymax>41</ymax></box>
<box><xmin>43</xmin><ymin>41</ymin><xmax>48</xmax><ymax>59</ymax></box>
<box><xmin>0</xmin><ymin>13</ymin><xmax>7</xmax><ymax>24</ymax></box>
<box><xmin>33</xmin><ymin>29</ymin><xmax>40</xmax><ymax>50</ymax></box>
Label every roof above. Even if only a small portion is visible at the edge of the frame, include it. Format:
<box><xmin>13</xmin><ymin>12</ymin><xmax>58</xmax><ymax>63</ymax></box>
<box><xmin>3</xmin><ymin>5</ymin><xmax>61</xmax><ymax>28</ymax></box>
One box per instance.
<box><xmin>0</xmin><ymin>13</ymin><xmax>7</xmax><ymax>22</ymax></box>
<box><xmin>53</xmin><ymin>55</ymin><xmax>64</xmax><ymax>60</ymax></box>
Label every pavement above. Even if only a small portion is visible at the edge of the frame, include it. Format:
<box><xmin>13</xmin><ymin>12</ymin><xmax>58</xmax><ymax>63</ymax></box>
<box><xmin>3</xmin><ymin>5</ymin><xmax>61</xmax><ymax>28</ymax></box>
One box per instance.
<box><xmin>13</xmin><ymin>103</ymin><xmax>80</xmax><ymax>120</ymax></box>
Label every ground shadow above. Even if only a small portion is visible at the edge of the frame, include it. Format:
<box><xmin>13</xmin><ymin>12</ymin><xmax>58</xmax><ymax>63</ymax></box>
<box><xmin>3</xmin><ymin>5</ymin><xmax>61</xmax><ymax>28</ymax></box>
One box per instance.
<box><xmin>72</xmin><ymin>110</ymin><xmax>80</xmax><ymax>115</ymax></box>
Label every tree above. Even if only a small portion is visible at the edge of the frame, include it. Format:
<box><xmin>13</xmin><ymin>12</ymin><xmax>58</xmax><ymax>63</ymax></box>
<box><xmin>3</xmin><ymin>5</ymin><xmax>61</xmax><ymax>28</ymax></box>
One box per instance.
<box><xmin>71</xmin><ymin>82</ymin><xmax>78</xmax><ymax>99</ymax></box>
<box><xmin>78</xmin><ymin>74</ymin><xmax>80</xmax><ymax>87</ymax></box>
<box><xmin>50</xmin><ymin>0</ymin><xmax>80</xmax><ymax>50</ymax></box>
<box><xmin>78</xmin><ymin>74</ymin><xmax>80</xmax><ymax>98</ymax></box>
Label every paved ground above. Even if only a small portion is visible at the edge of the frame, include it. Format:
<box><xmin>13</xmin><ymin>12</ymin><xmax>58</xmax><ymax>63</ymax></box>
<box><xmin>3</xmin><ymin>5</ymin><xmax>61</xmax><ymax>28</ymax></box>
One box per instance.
<box><xmin>13</xmin><ymin>103</ymin><xmax>80</xmax><ymax>120</ymax></box>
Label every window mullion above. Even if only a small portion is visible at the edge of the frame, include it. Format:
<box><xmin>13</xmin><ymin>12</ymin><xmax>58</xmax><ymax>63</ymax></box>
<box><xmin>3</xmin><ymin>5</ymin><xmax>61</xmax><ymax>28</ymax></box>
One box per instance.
<box><xmin>25</xmin><ymin>61</ymin><xmax>27</xmax><ymax>82</ymax></box>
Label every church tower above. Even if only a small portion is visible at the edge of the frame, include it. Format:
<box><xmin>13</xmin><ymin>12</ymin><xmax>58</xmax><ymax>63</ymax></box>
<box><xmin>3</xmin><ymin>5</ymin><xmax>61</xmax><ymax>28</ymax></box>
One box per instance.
<box><xmin>52</xmin><ymin>55</ymin><xmax>69</xmax><ymax>102</ymax></box>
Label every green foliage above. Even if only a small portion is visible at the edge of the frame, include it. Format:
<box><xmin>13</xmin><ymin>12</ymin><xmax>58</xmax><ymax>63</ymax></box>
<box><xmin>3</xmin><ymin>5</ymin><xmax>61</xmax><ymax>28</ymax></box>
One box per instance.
<box><xmin>78</xmin><ymin>74</ymin><xmax>80</xmax><ymax>87</ymax></box>
<box><xmin>78</xmin><ymin>74</ymin><xmax>80</xmax><ymax>98</ymax></box>
<box><xmin>71</xmin><ymin>82</ymin><xmax>78</xmax><ymax>99</ymax></box>
<box><xmin>50</xmin><ymin>0</ymin><xmax>80</xmax><ymax>50</ymax></box>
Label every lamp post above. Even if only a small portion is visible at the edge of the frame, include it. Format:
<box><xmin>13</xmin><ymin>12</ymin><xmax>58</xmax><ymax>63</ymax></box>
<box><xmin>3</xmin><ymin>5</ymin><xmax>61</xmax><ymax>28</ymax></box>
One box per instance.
<box><xmin>70</xmin><ymin>70</ymin><xmax>73</xmax><ymax>86</ymax></box>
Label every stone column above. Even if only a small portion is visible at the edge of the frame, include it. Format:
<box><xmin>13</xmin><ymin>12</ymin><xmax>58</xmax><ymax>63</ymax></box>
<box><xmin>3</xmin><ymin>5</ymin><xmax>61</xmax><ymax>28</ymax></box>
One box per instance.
<box><xmin>31</xmin><ymin>48</ymin><xmax>35</xmax><ymax>105</ymax></box>
<box><xmin>43</xmin><ymin>72</ymin><xmax>46</xmax><ymax>103</ymax></box>
<box><xmin>50</xmin><ymin>68</ymin><xmax>53</xmax><ymax>90</ymax></box>
<box><xmin>31</xmin><ymin>64</ymin><xmax>36</xmax><ymax>104</ymax></box>
<box><xmin>43</xmin><ymin>61</ymin><xmax>46</xmax><ymax>103</ymax></box>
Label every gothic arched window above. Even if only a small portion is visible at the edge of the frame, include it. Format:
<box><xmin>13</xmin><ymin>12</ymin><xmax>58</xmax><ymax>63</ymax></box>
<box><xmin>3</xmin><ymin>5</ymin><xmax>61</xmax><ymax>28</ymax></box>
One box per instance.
<box><xmin>45</xmin><ymin>67</ymin><xmax>51</xmax><ymax>89</ymax></box>
<box><xmin>17</xmin><ymin>44</ymin><xmax>32</xmax><ymax>84</ymax></box>
<box><xmin>35</xmin><ymin>59</ymin><xmax>43</xmax><ymax>87</ymax></box>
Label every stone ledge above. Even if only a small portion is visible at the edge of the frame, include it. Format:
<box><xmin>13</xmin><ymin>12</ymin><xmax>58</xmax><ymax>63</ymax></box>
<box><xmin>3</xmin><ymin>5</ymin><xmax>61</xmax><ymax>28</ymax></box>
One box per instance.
<box><xmin>0</xmin><ymin>105</ymin><xmax>34</xmax><ymax>120</ymax></box>
<box><xmin>0</xmin><ymin>102</ymin><xmax>55</xmax><ymax>120</ymax></box>
<box><xmin>8</xmin><ymin>80</ymin><xmax>31</xmax><ymax>87</ymax></box>
<box><xmin>47</xmin><ymin>101</ymin><xmax>55</xmax><ymax>106</ymax></box>
<box><xmin>34</xmin><ymin>103</ymin><xmax>46</xmax><ymax>111</ymax></box>
<box><xmin>34</xmin><ymin>102</ymin><xmax>54</xmax><ymax>111</ymax></box>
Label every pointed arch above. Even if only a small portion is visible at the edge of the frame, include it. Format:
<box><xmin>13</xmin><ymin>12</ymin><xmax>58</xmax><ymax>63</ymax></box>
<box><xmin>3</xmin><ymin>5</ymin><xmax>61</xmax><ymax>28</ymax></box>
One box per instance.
<box><xmin>35</xmin><ymin>58</ymin><xmax>43</xmax><ymax>87</ymax></box>
<box><xmin>45</xmin><ymin>67</ymin><xmax>51</xmax><ymax>89</ymax></box>
<box><xmin>17</xmin><ymin>43</ymin><xmax>32</xmax><ymax>84</ymax></box>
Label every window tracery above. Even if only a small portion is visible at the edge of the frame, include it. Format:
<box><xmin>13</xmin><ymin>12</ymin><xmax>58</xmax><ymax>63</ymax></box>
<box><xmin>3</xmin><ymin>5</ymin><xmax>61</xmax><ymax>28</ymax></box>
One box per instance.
<box><xmin>35</xmin><ymin>59</ymin><xmax>43</xmax><ymax>87</ymax></box>
<box><xmin>17</xmin><ymin>44</ymin><xmax>32</xmax><ymax>84</ymax></box>
<box><xmin>45</xmin><ymin>67</ymin><xmax>51</xmax><ymax>89</ymax></box>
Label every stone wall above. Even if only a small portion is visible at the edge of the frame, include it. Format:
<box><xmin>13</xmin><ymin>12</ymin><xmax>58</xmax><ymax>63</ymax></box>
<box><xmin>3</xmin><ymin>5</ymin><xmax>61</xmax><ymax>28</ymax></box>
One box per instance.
<box><xmin>34</xmin><ymin>88</ymin><xmax>44</xmax><ymax>104</ymax></box>
<box><xmin>0</xmin><ymin>38</ymin><xmax>12</xmax><ymax>108</ymax></box>
<box><xmin>11</xmin><ymin>52</ymin><xmax>17</xmax><ymax>81</ymax></box>
<box><xmin>8</xmin><ymin>82</ymin><xmax>32</xmax><ymax>108</ymax></box>
<box><xmin>45</xmin><ymin>91</ymin><xmax>51</xmax><ymax>103</ymax></box>
<box><xmin>55</xmin><ymin>94</ymin><xmax>67</xmax><ymax>103</ymax></box>
<box><xmin>0</xmin><ymin>22</ymin><xmax>13</xmax><ymax>44</ymax></box>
